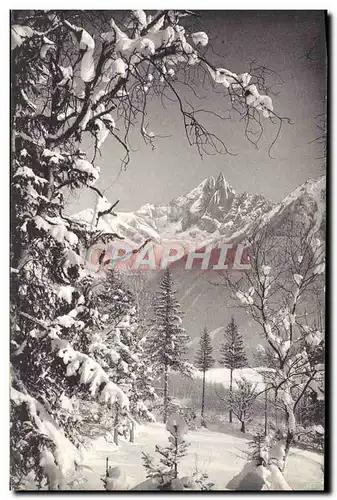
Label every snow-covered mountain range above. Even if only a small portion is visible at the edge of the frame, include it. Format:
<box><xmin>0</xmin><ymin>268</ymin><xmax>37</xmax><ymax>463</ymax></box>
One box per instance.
<box><xmin>74</xmin><ymin>173</ymin><xmax>325</xmax><ymax>358</ymax></box>
<box><xmin>75</xmin><ymin>173</ymin><xmax>325</xmax><ymax>248</ymax></box>
<box><xmin>75</xmin><ymin>172</ymin><xmax>275</xmax><ymax>244</ymax></box>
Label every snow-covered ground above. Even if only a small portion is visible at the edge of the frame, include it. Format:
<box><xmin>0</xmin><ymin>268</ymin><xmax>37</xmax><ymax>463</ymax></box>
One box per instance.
<box><xmin>79</xmin><ymin>423</ymin><xmax>324</xmax><ymax>491</ymax></box>
<box><xmin>194</xmin><ymin>367</ymin><xmax>270</xmax><ymax>392</ymax></box>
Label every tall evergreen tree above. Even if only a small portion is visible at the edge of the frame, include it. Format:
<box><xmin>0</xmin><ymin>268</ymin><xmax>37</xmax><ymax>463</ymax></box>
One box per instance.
<box><xmin>146</xmin><ymin>270</ymin><xmax>190</xmax><ymax>423</ymax></box>
<box><xmin>195</xmin><ymin>326</ymin><xmax>214</xmax><ymax>425</ymax></box>
<box><xmin>220</xmin><ymin>317</ymin><xmax>248</xmax><ymax>423</ymax></box>
<box><xmin>90</xmin><ymin>281</ymin><xmax>158</xmax><ymax>444</ymax></box>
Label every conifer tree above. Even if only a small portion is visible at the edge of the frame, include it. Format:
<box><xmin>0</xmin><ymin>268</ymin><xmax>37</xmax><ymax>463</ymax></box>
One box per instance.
<box><xmin>90</xmin><ymin>287</ymin><xmax>158</xmax><ymax>444</ymax></box>
<box><xmin>195</xmin><ymin>326</ymin><xmax>214</xmax><ymax>425</ymax></box>
<box><xmin>220</xmin><ymin>317</ymin><xmax>248</xmax><ymax>423</ymax></box>
<box><xmin>141</xmin><ymin>413</ymin><xmax>190</xmax><ymax>490</ymax></box>
<box><xmin>114</xmin><ymin>307</ymin><xmax>158</xmax><ymax>438</ymax></box>
<box><xmin>146</xmin><ymin>270</ymin><xmax>190</xmax><ymax>423</ymax></box>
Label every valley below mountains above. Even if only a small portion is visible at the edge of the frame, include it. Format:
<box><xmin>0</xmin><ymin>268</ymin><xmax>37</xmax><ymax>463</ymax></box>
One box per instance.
<box><xmin>75</xmin><ymin>173</ymin><xmax>326</xmax><ymax>361</ymax></box>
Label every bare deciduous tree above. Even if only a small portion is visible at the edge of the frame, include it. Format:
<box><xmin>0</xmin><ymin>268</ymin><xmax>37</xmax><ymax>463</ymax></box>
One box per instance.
<box><xmin>217</xmin><ymin>216</ymin><xmax>325</xmax><ymax>465</ymax></box>
<box><xmin>217</xmin><ymin>377</ymin><xmax>258</xmax><ymax>433</ymax></box>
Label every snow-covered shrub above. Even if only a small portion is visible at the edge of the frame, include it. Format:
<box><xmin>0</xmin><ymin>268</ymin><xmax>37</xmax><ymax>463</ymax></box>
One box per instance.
<box><xmin>179</xmin><ymin>407</ymin><xmax>198</xmax><ymax>430</ymax></box>
<box><xmin>294</xmin><ymin>424</ymin><xmax>324</xmax><ymax>452</ymax></box>
<box><xmin>228</xmin><ymin>378</ymin><xmax>259</xmax><ymax>433</ymax></box>
<box><xmin>249</xmin><ymin>426</ymin><xmax>286</xmax><ymax>460</ymax></box>
<box><xmin>102</xmin><ymin>465</ymin><xmax>129</xmax><ymax>491</ymax></box>
<box><xmin>227</xmin><ymin>428</ymin><xmax>292</xmax><ymax>490</ymax></box>
<box><xmin>192</xmin><ymin>470</ymin><xmax>214</xmax><ymax>490</ymax></box>
<box><xmin>141</xmin><ymin>413</ymin><xmax>193</xmax><ymax>490</ymax></box>
<box><xmin>219</xmin><ymin>317</ymin><xmax>248</xmax><ymax>424</ymax></box>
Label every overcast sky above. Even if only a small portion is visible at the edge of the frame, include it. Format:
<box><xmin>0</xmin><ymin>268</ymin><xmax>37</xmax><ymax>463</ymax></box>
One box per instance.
<box><xmin>66</xmin><ymin>10</ymin><xmax>327</xmax><ymax>214</ymax></box>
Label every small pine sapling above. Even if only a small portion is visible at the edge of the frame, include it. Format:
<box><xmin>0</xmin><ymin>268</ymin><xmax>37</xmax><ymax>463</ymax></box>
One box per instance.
<box><xmin>193</xmin><ymin>470</ymin><xmax>214</xmax><ymax>490</ymax></box>
<box><xmin>141</xmin><ymin>413</ymin><xmax>190</xmax><ymax>490</ymax></box>
<box><xmin>102</xmin><ymin>458</ymin><xmax>128</xmax><ymax>490</ymax></box>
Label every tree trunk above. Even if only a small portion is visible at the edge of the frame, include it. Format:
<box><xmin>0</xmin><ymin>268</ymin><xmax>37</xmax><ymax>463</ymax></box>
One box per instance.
<box><xmin>240</xmin><ymin>420</ymin><xmax>245</xmax><ymax>433</ymax></box>
<box><xmin>129</xmin><ymin>420</ymin><xmax>135</xmax><ymax>443</ymax></box>
<box><xmin>282</xmin><ymin>429</ymin><xmax>294</xmax><ymax>472</ymax></box>
<box><xmin>264</xmin><ymin>389</ymin><xmax>268</xmax><ymax>436</ymax></box>
<box><xmin>91</xmin><ymin>186</ymin><xmax>100</xmax><ymax>229</ymax></box>
<box><xmin>275</xmin><ymin>390</ymin><xmax>278</xmax><ymax>427</ymax></box>
<box><xmin>283</xmin><ymin>410</ymin><xmax>295</xmax><ymax>471</ymax></box>
<box><xmin>173</xmin><ymin>429</ymin><xmax>178</xmax><ymax>478</ymax></box>
<box><xmin>163</xmin><ymin>364</ymin><xmax>169</xmax><ymax>424</ymax></box>
<box><xmin>201</xmin><ymin>369</ymin><xmax>206</xmax><ymax>426</ymax></box>
<box><xmin>113</xmin><ymin>405</ymin><xmax>119</xmax><ymax>446</ymax></box>
<box><xmin>229</xmin><ymin>369</ymin><xmax>233</xmax><ymax>423</ymax></box>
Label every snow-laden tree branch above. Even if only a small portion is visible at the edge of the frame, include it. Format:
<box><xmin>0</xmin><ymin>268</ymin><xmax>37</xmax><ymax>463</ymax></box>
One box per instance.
<box><xmin>219</xmin><ymin>215</ymin><xmax>325</xmax><ymax>467</ymax></box>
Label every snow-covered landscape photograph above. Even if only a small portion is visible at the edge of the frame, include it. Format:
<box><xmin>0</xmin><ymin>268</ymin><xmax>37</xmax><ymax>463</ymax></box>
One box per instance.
<box><xmin>10</xmin><ymin>9</ymin><xmax>327</xmax><ymax>491</ymax></box>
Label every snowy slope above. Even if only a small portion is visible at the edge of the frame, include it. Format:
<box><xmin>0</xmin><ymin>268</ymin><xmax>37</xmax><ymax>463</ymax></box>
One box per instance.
<box><xmin>172</xmin><ymin>175</ymin><xmax>326</xmax><ymax>350</ymax></box>
<box><xmin>79</xmin><ymin>423</ymin><xmax>324</xmax><ymax>490</ymax></box>
<box><xmin>193</xmin><ymin>367</ymin><xmax>268</xmax><ymax>392</ymax></box>
<box><xmin>260</xmin><ymin>175</ymin><xmax>325</xmax><ymax>233</ymax></box>
<box><xmin>227</xmin><ymin>175</ymin><xmax>326</xmax><ymax>244</ymax></box>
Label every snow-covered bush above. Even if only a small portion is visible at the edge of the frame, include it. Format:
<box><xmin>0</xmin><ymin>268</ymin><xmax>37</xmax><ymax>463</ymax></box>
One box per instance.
<box><xmin>227</xmin><ymin>428</ymin><xmax>292</xmax><ymax>490</ymax></box>
<box><xmin>102</xmin><ymin>465</ymin><xmax>129</xmax><ymax>491</ymax></box>
<box><xmin>179</xmin><ymin>407</ymin><xmax>198</xmax><ymax>430</ymax></box>
<box><xmin>140</xmin><ymin>413</ymin><xmax>193</xmax><ymax>490</ymax></box>
<box><xmin>294</xmin><ymin>424</ymin><xmax>324</xmax><ymax>452</ymax></box>
<box><xmin>192</xmin><ymin>470</ymin><xmax>214</xmax><ymax>490</ymax></box>
<box><xmin>228</xmin><ymin>378</ymin><xmax>259</xmax><ymax>433</ymax></box>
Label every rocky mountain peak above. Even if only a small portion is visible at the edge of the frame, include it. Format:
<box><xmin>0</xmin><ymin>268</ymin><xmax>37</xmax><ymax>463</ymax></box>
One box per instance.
<box><xmin>215</xmin><ymin>172</ymin><xmax>235</xmax><ymax>193</ymax></box>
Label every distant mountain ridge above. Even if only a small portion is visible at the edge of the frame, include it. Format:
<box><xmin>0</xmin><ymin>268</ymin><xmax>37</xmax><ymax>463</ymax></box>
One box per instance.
<box><xmin>75</xmin><ymin>172</ymin><xmax>274</xmax><ymax>244</ymax></box>
<box><xmin>73</xmin><ymin>173</ymin><xmax>326</xmax><ymax>359</ymax></box>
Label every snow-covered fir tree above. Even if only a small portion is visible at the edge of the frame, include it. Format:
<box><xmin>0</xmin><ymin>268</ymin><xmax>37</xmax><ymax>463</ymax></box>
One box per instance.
<box><xmin>124</xmin><ymin>270</ymin><xmax>153</xmax><ymax>338</ymax></box>
<box><xmin>249</xmin><ymin>428</ymin><xmax>269</xmax><ymax>466</ymax></box>
<box><xmin>194</xmin><ymin>326</ymin><xmax>214</xmax><ymax>425</ymax></box>
<box><xmin>146</xmin><ymin>269</ymin><xmax>191</xmax><ymax>423</ymax></box>
<box><xmin>141</xmin><ymin>413</ymin><xmax>193</xmax><ymax>490</ymax></box>
<box><xmin>192</xmin><ymin>470</ymin><xmax>215</xmax><ymax>491</ymax></box>
<box><xmin>94</xmin><ymin>270</ymin><xmax>134</xmax><ymax>327</ymax></box>
<box><xmin>88</xmin><ymin>281</ymin><xmax>158</xmax><ymax>444</ymax></box>
<box><xmin>103</xmin><ymin>465</ymin><xmax>129</xmax><ymax>491</ymax></box>
<box><xmin>110</xmin><ymin>306</ymin><xmax>158</xmax><ymax>438</ymax></box>
<box><xmin>219</xmin><ymin>317</ymin><xmax>248</xmax><ymax>423</ymax></box>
